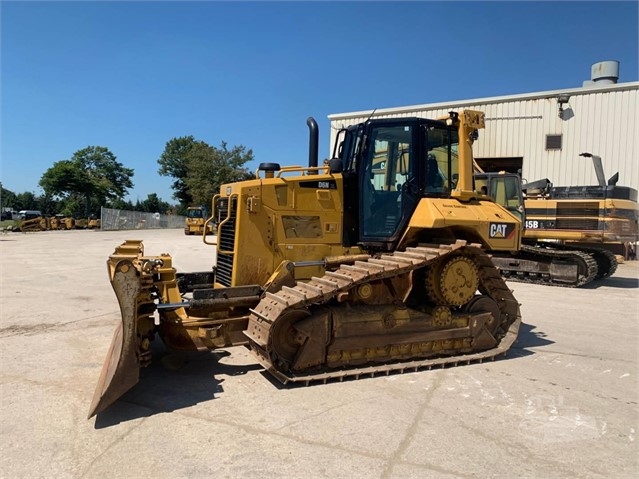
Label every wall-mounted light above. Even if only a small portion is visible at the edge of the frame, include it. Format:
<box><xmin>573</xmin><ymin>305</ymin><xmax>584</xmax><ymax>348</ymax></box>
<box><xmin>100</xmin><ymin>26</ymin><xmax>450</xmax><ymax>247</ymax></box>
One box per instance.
<box><xmin>557</xmin><ymin>94</ymin><xmax>571</xmax><ymax>119</ymax></box>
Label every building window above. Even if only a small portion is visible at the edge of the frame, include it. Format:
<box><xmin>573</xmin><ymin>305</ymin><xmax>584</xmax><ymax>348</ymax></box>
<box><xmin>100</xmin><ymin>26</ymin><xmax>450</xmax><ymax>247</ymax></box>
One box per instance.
<box><xmin>546</xmin><ymin>134</ymin><xmax>562</xmax><ymax>150</ymax></box>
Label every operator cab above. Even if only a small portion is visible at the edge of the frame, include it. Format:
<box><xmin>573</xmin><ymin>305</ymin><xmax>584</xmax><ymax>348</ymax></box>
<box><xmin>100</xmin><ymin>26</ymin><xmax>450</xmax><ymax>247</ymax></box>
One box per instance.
<box><xmin>475</xmin><ymin>172</ymin><xmax>525</xmax><ymax>224</ymax></box>
<box><xmin>334</xmin><ymin>117</ymin><xmax>460</xmax><ymax>251</ymax></box>
<box><xmin>186</xmin><ymin>207</ymin><xmax>207</xmax><ymax>219</ymax></box>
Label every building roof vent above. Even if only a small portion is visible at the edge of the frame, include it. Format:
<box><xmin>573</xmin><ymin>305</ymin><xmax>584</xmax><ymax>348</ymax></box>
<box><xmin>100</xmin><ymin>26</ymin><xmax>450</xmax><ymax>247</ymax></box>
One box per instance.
<box><xmin>583</xmin><ymin>60</ymin><xmax>619</xmax><ymax>87</ymax></box>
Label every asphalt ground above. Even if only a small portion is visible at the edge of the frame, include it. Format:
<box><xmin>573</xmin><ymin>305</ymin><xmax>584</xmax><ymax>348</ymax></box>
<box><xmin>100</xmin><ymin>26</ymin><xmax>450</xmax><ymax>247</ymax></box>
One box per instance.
<box><xmin>1</xmin><ymin>229</ymin><xmax>637</xmax><ymax>479</ymax></box>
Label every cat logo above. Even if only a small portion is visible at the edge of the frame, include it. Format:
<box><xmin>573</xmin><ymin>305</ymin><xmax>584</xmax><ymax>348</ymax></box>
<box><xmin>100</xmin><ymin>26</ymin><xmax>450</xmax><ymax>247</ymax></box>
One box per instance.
<box><xmin>489</xmin><ymin>222</ymin><xmax>516</xmax><ymax>239</ymax></box>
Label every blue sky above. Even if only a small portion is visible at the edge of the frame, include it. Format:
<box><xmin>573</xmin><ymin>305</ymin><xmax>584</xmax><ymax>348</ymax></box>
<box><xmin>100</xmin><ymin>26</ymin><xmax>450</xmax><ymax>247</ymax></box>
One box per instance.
<box><xmin>2</xmin><ymin>1</ymin><xmax>638</xmax><ymax>204</ymax></box>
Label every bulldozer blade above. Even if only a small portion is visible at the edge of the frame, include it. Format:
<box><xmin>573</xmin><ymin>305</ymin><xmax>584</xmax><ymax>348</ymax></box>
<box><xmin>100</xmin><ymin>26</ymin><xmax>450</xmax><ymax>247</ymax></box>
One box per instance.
<box><xmin>88</xmin><ymin>261</ymin><xmax>142</xmax><ymax>419</ymax></box>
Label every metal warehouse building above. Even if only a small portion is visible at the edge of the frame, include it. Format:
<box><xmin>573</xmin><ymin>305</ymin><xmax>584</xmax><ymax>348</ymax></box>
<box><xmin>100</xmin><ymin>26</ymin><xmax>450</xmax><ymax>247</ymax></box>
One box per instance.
<box><xmin>328</xmin><ymin>61</ymin><xmax>638</xmax><ymax>191</ymax></box>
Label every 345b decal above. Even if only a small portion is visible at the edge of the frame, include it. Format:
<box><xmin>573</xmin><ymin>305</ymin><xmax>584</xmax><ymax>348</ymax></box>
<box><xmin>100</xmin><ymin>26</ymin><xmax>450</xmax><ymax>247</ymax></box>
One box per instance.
<box><xmin>525</xmin><ymin>220</ymin><xmax>551</xmax><ymax>229</ymax></box>
<box><xmin>489</xmin><ymin>222</ymin><xmax>517</xmax><ymax>239</ymax></box>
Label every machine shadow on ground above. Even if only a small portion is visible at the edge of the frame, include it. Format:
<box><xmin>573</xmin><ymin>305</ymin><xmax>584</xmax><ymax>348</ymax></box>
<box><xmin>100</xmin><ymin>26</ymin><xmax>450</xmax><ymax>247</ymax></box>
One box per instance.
<box><xmin>511</xmin><ymin>322</ymin><xmax>555</xmax><ymax>355</ymax></box>
<box><xmin>582</xmin><ymin>274</ymin><xmax>639</xmax><ymax>289</ymax></box>
<box><xmin>94</xmin><ymin>347</ymin><xmax>262</xmax><ymax>428</ymax></box>
<box><xmin>95</xmin><ymin>319</ymin><xmax>553</xmax><ymax>427</ymax></box>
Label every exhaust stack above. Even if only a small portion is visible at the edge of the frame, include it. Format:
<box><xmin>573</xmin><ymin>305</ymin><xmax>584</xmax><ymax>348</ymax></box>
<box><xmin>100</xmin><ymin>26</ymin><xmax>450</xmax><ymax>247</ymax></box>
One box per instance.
<box><xmin>580</xmin><ymin>152</ymin><xmax>606</xmax><ymax>187</ymax></box>
<box><xmin>307</xmin><ymin>117</ymin><xmax>319</xmax><ymax>172</ymax></box>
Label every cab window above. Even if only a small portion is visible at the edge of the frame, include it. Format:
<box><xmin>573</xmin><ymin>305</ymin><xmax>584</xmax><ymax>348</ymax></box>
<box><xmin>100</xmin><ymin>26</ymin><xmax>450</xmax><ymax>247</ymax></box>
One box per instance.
<box><xmin>361</xmin><ymin>124</ymin><xmax>413</xmax><ymax>237</ymax></box>
<box><xmin>424</xmin><ymin>126</ymin><xmax>459</xmax><ymax>196</ymax></box>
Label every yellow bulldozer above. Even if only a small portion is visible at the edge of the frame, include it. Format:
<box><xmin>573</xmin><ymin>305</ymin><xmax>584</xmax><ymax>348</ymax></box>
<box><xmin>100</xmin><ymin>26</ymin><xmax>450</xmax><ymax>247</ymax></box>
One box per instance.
<box><xmin>184</xmin><ymin>206</ymin><xmax>214</xmax><ymax>235</ymax></box>
<box><xmin>476</xmin><ymin>154</ymin><xmax>638</xmax><ymax>287</ymax></box>
<box><xmin>20</xmin><ymin>213</ymin><xmax>78</xmax><ymax>232</ymax></box>
<box><xmin>89</xmin><ymin>111</ymin><xmax>523</xmax><ymax>418</ymax></box>
<box><xmin>49</xmin><ymin>214</ymin><xmax>75</xmax><ymax>230</ymax></box>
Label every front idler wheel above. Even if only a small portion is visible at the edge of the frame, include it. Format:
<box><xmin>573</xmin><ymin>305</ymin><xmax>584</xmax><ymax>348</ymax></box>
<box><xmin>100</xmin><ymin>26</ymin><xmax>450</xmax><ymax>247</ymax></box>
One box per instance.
<box><xmin>464</xmin><ymin>295</ymin><xmax>501</xmax><ymax>335</ymax></box>
<box><xmin>269</xmin><ymin>309</ymin><xmax>310</xmax><ymax>371</ymax></box>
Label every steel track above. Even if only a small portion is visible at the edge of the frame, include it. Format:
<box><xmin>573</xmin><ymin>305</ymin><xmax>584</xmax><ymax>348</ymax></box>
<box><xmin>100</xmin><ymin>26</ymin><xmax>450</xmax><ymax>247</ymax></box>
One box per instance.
<box><xmin>497</xmin><ymin>244</ymin><xmax>600</xmax><ymax>288</ymax></box>
<box><xmin>244</xmin><ymin>240</ymin><xmax>521</xmax><ymax>384</ymax></box>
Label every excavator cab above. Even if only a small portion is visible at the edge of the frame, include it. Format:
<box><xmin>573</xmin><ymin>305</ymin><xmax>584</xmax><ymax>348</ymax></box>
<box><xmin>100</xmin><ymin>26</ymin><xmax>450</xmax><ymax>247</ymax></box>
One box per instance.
<box><xmin>474</xmin><ymin>172</ymin><xmax>525</xmax><ymax>224</ymax></box>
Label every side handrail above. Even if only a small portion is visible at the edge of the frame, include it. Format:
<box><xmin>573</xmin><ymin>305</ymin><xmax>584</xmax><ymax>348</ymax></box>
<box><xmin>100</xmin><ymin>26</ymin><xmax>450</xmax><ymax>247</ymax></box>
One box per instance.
<box><xmin>207</xmin><ymin>193</ymin><xmax>238</xmax><ymax>254</ymax></box>
<box><xmin>202</xmin><ymin>194</ymin><xmax>220</xmax><ymax>245</ymax></box>
<box><xmin>276</xmin><ymin>165</ymin><xmax>329</xmax><ymax>177</ymax></box>
<box><xmin>253</xmin><ymin>164</ymin><xmax>330</xmax><ymax>179</ymax></box>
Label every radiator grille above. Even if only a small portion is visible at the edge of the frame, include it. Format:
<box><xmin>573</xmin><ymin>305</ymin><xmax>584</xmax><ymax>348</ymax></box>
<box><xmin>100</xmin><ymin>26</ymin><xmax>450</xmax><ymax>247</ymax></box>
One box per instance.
<box><xmin>215</xmin><ymin>197</ymin><xmax>237</xmax><ymax>287</ymax></box>
<box><xmin>555</xmin><ymin>218</ymin><xmax>600</xmax><ymax>230</ymax></box>
<box><xmin>556</xmin><ymin>202</ymin><xmax>599</xmax><ymax>217</ymax></box>
<box><xmin>554</xmin><ymin>201</ymin><xmax>600</xmax><ymax>230</ymax></box>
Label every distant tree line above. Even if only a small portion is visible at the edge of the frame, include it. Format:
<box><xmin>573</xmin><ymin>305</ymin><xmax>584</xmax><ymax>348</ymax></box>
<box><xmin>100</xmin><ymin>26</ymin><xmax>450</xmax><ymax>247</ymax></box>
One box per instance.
<box><xmin>1</xmin><ymin>136</ymin><xmax>255</xmax><ymax>218</ymax></box>
<box><xmin>0</xmin><ymin>186</ymin><xmax>173</xmax><ymax>218</ymax></box>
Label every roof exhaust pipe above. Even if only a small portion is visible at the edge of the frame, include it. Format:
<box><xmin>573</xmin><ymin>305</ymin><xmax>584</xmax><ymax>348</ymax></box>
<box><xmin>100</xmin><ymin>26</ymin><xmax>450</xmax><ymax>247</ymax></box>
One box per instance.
<box><xmin>307</xmin><ymin>117</ymin><xmax>319</xmax><ymax>173</ymax></box>
<box><xmin>580</xmin><ymin>152</ymin><xmax>606</xmax><ymax>187</ymax></box>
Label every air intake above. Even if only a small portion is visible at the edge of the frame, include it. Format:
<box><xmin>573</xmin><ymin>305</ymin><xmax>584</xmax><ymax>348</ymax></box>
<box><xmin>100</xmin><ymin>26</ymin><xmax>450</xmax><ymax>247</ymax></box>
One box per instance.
<box><xmin>583</xmin><ymin>61</ymin><xmax>619</xmax><ymax>87</ymax></box>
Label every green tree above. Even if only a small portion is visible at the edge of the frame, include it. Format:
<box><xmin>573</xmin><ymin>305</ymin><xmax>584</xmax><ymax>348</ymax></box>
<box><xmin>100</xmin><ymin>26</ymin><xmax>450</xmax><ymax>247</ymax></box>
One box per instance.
<box><xmin>158</xmin><ymin>137</ymin><xmax>254</xmax><ymax>207</ymax></box>
<box><xmin>60</xmin><ymin>196</ymin><xmax>88</xmax><ymax>217</ymax></box>
<box><xmin>108</xmin><ymin>198</ymin><xmax>135</xmax><ymax>211</ymax></box>
<box><xmin>143</xmin><ymin>193</ymin><xmax>171</xmax><ymax>214</ymax></box>
<box><xmin>0</xmin><ymin>185</ymin><xmax>17</xmax><ymax>210</ymax></box>
<box><xmin>157</xmin><ymin>136</ymin><xmax>198</xmax><ymax>205</ymax></box>
<box><xmin>39</xmin><ymin>146</ymin><xmax>134</xmax><ymax>216</ymax></box>
<box><xmin>14</xmin><ymin>191</ymin><xmax>39</xmax><ymax>211</ymax></box>
<box><xmin>38</xmin><ymin>193</ymin><xmax>59</xmax><ymax>215</ymax></box>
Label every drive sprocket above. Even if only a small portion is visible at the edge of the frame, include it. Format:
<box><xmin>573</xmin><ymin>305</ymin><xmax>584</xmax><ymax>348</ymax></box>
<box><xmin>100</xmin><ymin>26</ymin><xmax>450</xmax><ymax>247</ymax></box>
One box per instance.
<box><xmin>427</xmin><ymin>254</ymin><xmax>479</xmax><ymax>306</ymax></box>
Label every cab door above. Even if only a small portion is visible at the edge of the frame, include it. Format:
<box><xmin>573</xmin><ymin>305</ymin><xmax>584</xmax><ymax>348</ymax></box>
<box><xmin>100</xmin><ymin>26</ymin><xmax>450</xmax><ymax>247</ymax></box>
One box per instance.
<box><xmin>359</xmin><ymin>122</ymin><xmax>419</xmax><ymax>248</ymax></box>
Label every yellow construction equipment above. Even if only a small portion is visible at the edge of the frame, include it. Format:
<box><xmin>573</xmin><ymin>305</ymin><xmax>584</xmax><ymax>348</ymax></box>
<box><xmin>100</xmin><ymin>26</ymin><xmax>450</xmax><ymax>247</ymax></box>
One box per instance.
<box><xmin>19</xmin><ymin>213</ymin><xmax>79</xmax><ymax>232</ymax></box>
<box><xmin>49</xmin><ymin>214</ymin><xmax>75</xmax><ymax>230</ymax></box>
<box><xmin>184</xmin><ymin>206</ymin><xmax>214</xmax><ymax>235</ymax></box>
<box><xmin>88</xmin><ymin>111</ymin><xmax>522</xmax><ymax>418</ymax></box>
<box><xmin>477</xmin><ymin>154</ymin><xmax>638</xmax><ymax>287</ymax></box>
<box><xmin>74</xmin><ymin>218</ymin><xmax>89</xmax><ymax>229</ymax></box>
<box><xmin>19</xmin><ymin>214</ymin><xmax>48</xmax><ymax>232</ymax></box>
<box><xmin>87</xmin><ymin>217</ymin><xmax>101</xmax><ymax>229</ymax></box>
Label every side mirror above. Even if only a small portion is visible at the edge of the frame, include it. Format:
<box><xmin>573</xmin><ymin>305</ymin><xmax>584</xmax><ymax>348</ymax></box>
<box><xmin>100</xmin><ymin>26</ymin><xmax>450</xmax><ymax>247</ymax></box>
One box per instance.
<box><xmin>328</xmin><ymin>158</ymin><xmax>343</xmax><ymax>174</ymax></box>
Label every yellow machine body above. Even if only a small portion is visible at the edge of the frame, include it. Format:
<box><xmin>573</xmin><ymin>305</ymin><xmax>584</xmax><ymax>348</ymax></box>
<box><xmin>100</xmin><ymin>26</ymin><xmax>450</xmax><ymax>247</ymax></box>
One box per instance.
<box><xmin>89</xmin><ymin>110</ymin><xmax>522</xmax><ymax>418</ymax></box>
<box><xmin>209</xmin><ymin>176</ymin><xmax>520</xmax><ymax>288</ymax></box>
<box><xmin>184</xmin><ymin>206</ymin><xmax>214</xmax><ymax>236</ymax></box>
<box><xmin>523</xmin><ymin>196</ymin><xmax>639</xmax><ymax>244</ymax></box>
<box><xmin>477</xmin><ymin>165</ymin><xmax>638</xmax><ymax>286</ymax></box>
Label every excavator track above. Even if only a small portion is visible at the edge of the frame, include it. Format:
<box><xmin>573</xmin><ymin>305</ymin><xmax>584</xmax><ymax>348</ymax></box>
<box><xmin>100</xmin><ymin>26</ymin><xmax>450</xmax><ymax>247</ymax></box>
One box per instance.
<box><xmin>493</xmin><ymin>244</ymin><xmax>599</xmax><ymax>288</ymax></box>
<box><xmin>585</xmin><ymin>247</ymin><xmax>618</xmax><ymax>279</ymax></box>
<box><xmin>534</xmin><ymin>243</ymin><xmax>618</xmax><ymax>280</ymax></box>
<box><xmin>244</xmin><ymin>241</ymin><xmax>521</xmax><ymax>385</ymax></box>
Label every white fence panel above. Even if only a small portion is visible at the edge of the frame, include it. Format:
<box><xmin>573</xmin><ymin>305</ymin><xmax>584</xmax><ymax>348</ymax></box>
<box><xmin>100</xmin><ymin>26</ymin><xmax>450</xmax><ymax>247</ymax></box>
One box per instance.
<box><xmin>100</xmin><ymin>207</ymin><xmax>185</xmax><ymax>231</ymax></box>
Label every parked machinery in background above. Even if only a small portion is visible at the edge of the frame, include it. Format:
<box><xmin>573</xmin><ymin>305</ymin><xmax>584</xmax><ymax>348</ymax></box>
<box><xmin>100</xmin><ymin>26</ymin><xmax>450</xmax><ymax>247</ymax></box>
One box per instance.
<box><xmin>184</xmin><ymin>206</ymin><xmax>214</xmax><ymax>235</ymax></box>
<box><xmin>476</xmin><ymin>153</ymin><xmax>638</xmax><ymax>287</ymax></box>
<box><xmin>49</xmin><ymin>214</ymin><xmax>75</xmax><ymax>230</ymax></box>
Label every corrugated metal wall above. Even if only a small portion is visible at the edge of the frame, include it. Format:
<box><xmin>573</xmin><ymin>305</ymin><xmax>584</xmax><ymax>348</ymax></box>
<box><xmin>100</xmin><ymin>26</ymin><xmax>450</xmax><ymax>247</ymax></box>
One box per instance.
<box><xmin>328</xmin><ymin>83</ymin><xmax>639</xmax><ymax>190</ymax></box>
